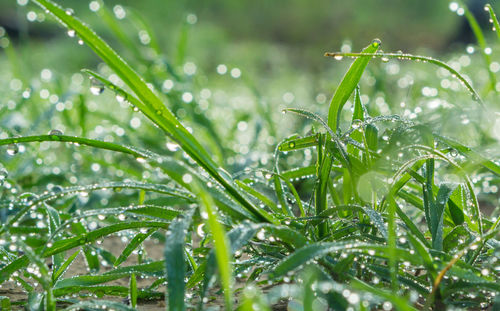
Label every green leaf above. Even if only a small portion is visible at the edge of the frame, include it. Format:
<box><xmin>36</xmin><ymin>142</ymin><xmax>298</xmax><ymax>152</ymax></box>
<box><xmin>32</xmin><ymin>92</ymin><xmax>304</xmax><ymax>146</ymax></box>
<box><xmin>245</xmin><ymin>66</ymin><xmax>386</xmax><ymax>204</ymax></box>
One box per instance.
<box><xmin>165</xmin><ymin>210</ymin><xmax>194</xmax><ymax>311</ymax></box>
<box><xmin>195</xmin><ymin>184</ymin><xmax>233</xmax><ymax>310</ymax></box>
<box><xmin>115</xmin><ymin>229</ymin><xmax>155</xmax><ymax>267</ymax></box>
<box><xmin>430</xmin><ymin>184</ymin><xmax>457</xmax><ymax>251</ymax></box>
<box><xmin>277</xmin><ymin>134</ymin><xmax>319</xmax><ymax>152</ymax></box>
<box><xmin>365</xmin><ymin>124</ymin><xmax>378</xmax><ymax>151</ymax></box>
<box><xmin>52</xmin><ymin>250</ymin><xmax>80</xmax><ymax>283</ymax></box>
<box><xmin>325</xmin><ymin>51</ymin><xmax>483</xmax><ymax>105</ymax></box>
<box><xmin>327</xmin><ymin>39</ymin><xmax>380</xmax><ymax>131</ymax></box>
<box><xmin>130</xmin><ymin>273</ymin><xmax>137</xmax><ymax>309</ymax></box>
<box><xmin>54</xmin><ymin>273</ymin><xmax>130</xmax><ymax>289</ymax></box>
<box><xmin>485</xmin><ymin>4</ymin><xmax>500</xmax><ymax>41</ymax></box>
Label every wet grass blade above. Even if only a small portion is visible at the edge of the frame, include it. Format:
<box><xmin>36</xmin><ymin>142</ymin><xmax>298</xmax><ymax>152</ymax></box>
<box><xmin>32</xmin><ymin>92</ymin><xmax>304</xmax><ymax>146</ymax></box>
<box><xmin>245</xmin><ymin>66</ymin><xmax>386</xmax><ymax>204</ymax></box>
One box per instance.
<box><xmin>130</xmin><ymin>273</ymin><xmax>137</xmax><ymax>309</ymax></box>
<box><xmin>195</xmin><ymin>184</ymin><xmax>233</xmax><ymax>310</ymax></box>
<box><xmin>325</xmin><ymin>51</ymin><xmax>483</xmax><ymax>105</ymax></box>
<box><xmin>461</xmin><ymin>2</ymin><xmax>496</xmax><ymax>91</ymax></box>
<box><xmin>485</xmin><ymin>4</ymin><xmax>500</xmax><ymax>41</ymax></box>
<box><xmin>327</xmin><ymin>39</ymin><xmax>380</xmax><ymax>131</ymax></box>
<box><xmin>164</xmin><ymin>210</ymin><xmax>194</xmax><ymax>311</ymax></box>
<box><xmin>52</xmin><ymin>250</ymin><xmax>80</xmax><ymax>283</ymax></box>
<box><xmin>430</xmin><ymin>184</ymin><xmax>456</xmax><ymax>251</ymax></box>
<box><xmin>115</xmin><ymin>229</ymin><xmax>155</xmax><ymax>267</ymax></box>
<box><xmin>32</xmin><ymin>0</ymin><xmax>273</xmax><ymax>224</ymax></box>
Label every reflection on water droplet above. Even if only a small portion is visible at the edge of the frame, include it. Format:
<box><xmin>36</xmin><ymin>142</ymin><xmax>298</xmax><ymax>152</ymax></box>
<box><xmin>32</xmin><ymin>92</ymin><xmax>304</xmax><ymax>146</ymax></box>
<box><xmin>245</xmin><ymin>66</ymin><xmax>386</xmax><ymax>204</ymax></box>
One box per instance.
<box><xmin>115</xmin><ymin>93</ymin><xmax>126</xmax><ymax>103</ymax></box>
<box><xmin>67</xmin><ymin>29</ymin><xmax>76</xmax><ymax>37</ymax></box>
<box><xmin>49</xmin><ymin>129</ymin><xmax>63</xmax><ymax>136</ymax></box>
<box><xmin>7</xmin><ymin>143</ymin><xmax>18</xmax><ymax>156</ymax></box>
<box><xmin>90</xmin><ymin>78</ymin><xmax>104</xmax><ymax>95</ymax></box>
<box><xmin>334</xmin><ymin>55</ymin><xmax>343</xmax><ymax>60</ymax></box>
<box><xmin>166</xmin><ymin>142</ymin><xmax>179</xmax><ymax>152</ymax></box>
<box><xmin>182</xmin><ymin>173</ymin><xmax>193</xmax><ymax>184</ymax></box>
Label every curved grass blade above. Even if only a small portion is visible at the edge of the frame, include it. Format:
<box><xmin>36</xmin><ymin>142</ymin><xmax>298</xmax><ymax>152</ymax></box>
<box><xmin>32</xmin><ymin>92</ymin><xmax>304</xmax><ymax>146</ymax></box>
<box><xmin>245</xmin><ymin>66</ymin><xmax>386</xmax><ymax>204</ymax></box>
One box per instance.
<box><xmin>54</xmin><ymin>273</ymin><xmax>129</xmax><ymax>289</ymax></box>
<box><xmin>114</xmin><ymin>229</ymin><xmax>156</xmax><ymax>267</ymax></box>
<box><xmin>485</xmin><ymin>4</ymin><xmax>500</xmax><ymax>41</ymax></box>
<box><xmin>52</xmin><ymin>250</ymin><xmax>80</xmax><ymax>283</ymax></box>
<box><xmin>327</xmin><ymin>39</ymin><xmax>380</xmax><ymax>131</ymax></box>
<box><xmin>44</xmin><ymin>221</ymin><xmax>168</xmax><ymax>257</ymax></box>
<box><xmin>165</xmin><ymin>210</ymin><xmax>194</xmax><ymax>311</ymax></box>
<box><xmin>461</xmin><ymin>2</ymin><xmax>496</xmax><ymax>91</ymax></box>
<box><xmin>0</xmin><ymin>135</ymin><xmax>147</xmax><ymax>158</ymax></box>
<box><xmin>350</xmin><ymin>278</ymin><xmax>418</xmax><ymax>311</ymax></box>
<box><xmin>105</xmin><ymin>260</ymin><xmax>165</xmax><ymax>277</ymax></box>
<box><xmin>268</xmin><ymin>242</ymin><xmax>420</xmax><ymax>279</ymax></box>
<box><xmin>0</xmin><ymin>181</ymin><xmax>191</xmax><ymax>235</ymax></box>
<box><xmin>32</xmin><ymin>0</ymin><xmax>272</xmax><ymax>224</ymax></box>
<box><xmin>435</xmin><ymin>134</ymin><xmax>500</xmax><ymax>176</ymax></box>
<box><xmin>325</xmin><ymin>51</ymin><xmax>483</xmax><ymax>105</ymax></box>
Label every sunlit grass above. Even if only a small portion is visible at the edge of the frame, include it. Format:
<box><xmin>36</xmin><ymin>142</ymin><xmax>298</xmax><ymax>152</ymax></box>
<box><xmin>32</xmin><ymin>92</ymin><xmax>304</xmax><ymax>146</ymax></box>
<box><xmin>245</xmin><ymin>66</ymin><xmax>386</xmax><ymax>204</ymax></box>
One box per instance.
<box><xmin>0</xmin><ymin>0</ymin><xmax>498</xmax><ymax>310</ymax></box>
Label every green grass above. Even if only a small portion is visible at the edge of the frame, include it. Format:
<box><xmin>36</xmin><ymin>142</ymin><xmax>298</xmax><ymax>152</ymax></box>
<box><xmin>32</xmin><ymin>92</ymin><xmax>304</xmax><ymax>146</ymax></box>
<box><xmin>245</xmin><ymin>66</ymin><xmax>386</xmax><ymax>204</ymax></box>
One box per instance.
<box><xmin>0</xmin><ymin>0</ymin><xmax>498</xmax><ymax>310</ymax></box>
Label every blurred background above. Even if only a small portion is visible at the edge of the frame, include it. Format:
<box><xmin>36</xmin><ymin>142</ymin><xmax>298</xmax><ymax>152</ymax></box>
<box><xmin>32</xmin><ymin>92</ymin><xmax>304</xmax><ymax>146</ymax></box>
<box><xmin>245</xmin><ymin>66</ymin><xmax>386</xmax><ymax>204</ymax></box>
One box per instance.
<box><xmin>0</xmin><ymin>0</ymin><xmax>496</xmax><ymax>71</ymax></box>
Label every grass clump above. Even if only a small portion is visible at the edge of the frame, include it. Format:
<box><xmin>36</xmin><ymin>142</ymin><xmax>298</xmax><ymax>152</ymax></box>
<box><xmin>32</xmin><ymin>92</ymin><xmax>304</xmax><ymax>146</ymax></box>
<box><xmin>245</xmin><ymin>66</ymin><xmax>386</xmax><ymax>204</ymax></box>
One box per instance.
<box><xmin>0</xmin><ymin>0</ymin><xmax>498</xmax><ymax>310</ymax></box>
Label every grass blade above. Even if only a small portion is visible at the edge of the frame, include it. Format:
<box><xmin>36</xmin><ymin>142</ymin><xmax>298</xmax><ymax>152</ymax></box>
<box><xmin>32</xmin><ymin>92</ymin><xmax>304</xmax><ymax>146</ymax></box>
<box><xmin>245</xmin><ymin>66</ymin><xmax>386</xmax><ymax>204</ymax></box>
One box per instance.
<box><xmin>325</xmin><ymin>51</ymin><xmax>483</xmax><ymax>105</ymax></box>
<box><xmin>114</xmin><ymin>229</ymin><xmax>155</xmax><ymax>267</ymax></box>
<box><xmin>327</xmin><ymin>39</ymin><xmax>380</xmax><ymax>131</ymax></box>
<box><xmin>195</xmin><ymin>184</ymin><xmax>233</xmax><ymax>310</ymax></box>
<box><xmin>164</xmin><ymin>210</ymin><xmax>194</xmax><ymax>311</ymax></box>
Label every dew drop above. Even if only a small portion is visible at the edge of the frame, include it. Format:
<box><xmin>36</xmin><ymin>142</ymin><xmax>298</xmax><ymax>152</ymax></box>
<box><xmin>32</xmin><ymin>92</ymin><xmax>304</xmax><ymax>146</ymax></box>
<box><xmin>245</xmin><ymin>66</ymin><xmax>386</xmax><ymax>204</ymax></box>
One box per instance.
<box><xmin>166</xmin><ymin>142</ymin><xmax>179</xmax><ymax>152</ymax></box>
<box><xmin>371</xmin><ymin>38</ymin><xmax>381</xmax><ymax>48</ymax></box>
<box><xmin>7</xmin><ymin>143</ymin><xmax>18</xmax><ymax>156</ymax></box>
<box><xmin>115</xmin><ymin>93</ymin><xmax>127</xmax><ymax>103</ymax></box>
<box><xmin>49</xmin><ymin>129</ymin><xmax>63</xmax><ymax>136</ymax></box>
<box><xmin>90</xmin><ymin>78</ymin><xmax>104</xmax><ymax>95</ymax></box>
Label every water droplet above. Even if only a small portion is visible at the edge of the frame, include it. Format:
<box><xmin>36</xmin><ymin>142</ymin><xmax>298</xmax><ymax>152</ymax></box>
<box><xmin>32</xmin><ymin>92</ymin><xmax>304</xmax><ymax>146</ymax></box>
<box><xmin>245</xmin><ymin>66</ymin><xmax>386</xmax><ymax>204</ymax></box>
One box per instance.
<box><xmin>90</xmin><ymin>78</ymin><xmax>104</xmax><ymax>95</ymax></box>
<box><xmin>115</xmin><ymin>93</ymin><xmax>127</xmax><ymax>103</ymax></box>
<box><xmin>182</xmin><ymin>174</ymin><xmax>193</xmax><ymax>184</ymax></box>
<box><xmin>288</xmin><ymin>141</ymin><xmax>295</xmax><ymax>149</ymax></box>
<box><xmin>49</xmin><ymin>129</ymin><xmax>63</xmax><ymax>136</ymax></box>
<box><xmin>166</xmin><ymin>142</ymin><xmax>179</xmax><ymax>152</ymax></box>
<box><xmin>7</xmin><ymin>143</ymin><xmax>18</xmax><ymax>156</ymax></box>
<box><xmin>334</xmin><ymin>55</ymin><xmax>343</xmax><ymax>60</ymax></box>
<box><xmin>371</xmin><ymin>38</ymin><xmax>381</xmax><ymax>48</ymax></box>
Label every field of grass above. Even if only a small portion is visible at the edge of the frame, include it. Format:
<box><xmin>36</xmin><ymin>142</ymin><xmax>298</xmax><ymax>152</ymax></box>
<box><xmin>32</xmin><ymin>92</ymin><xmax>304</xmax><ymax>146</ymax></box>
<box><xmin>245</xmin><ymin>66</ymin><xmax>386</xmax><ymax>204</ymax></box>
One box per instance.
<box><xmin>0</xmin><ymin>0</ymin><xmax>499</xmax><ymax>310</ymax></box>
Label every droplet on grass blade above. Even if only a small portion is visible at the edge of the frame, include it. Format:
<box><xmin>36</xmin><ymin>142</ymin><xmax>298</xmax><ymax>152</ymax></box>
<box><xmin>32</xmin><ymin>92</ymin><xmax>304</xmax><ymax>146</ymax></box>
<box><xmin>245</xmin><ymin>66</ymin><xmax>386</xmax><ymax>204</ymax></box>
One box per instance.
<box><xmin>89</xmin><ymin>78</ymin><xmax>104</xmax><ymax>95</ymax></box>
<box><xmin>6</xmin><ymin>143</ymin><xmax>18</xmax><ymax>156</ymax></box>
<box><xmin>49</xmin><ymin>129</ymin><xmax>63</xmax><ymax>136</ymax></box>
